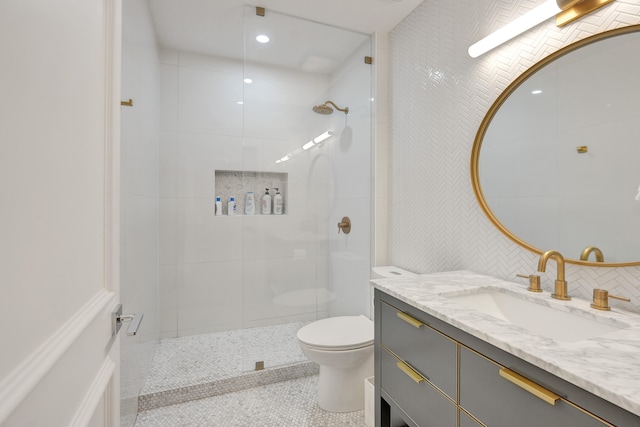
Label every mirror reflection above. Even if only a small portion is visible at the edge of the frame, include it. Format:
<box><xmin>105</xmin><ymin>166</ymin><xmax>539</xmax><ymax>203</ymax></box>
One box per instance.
<box><xmin>472</xmin><ymin>26</ymin><xmax>640</xmax><ymax>266</ymax></box>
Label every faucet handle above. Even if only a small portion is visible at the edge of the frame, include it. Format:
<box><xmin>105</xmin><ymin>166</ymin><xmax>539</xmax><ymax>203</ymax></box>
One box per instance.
<box><xmin>591</xmin><ymin>289</ymin><xmax>631</xmax><ymax>311</ymax></box>
<box><xmin>516</xmin><ymin>274</ymin><xmax>542</xmax><ymax>293</ymax></box>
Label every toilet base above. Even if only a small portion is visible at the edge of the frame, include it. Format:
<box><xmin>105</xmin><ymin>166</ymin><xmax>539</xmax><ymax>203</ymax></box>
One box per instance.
<box><xmin>316</xmin><ymin>351</ymin><xmax>374</xmax><ymax>413</ymax></box>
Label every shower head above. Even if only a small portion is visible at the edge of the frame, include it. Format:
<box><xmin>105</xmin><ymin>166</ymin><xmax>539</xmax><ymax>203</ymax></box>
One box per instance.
<box><xmin>313</xmin><ymin>104</ymin><xmax>334</xmax><ymax>115</ymax></box>
<box><xmin>312</xmin><ymin>100</ymin><xmax>349</xmax><ymax>115</ymax></box>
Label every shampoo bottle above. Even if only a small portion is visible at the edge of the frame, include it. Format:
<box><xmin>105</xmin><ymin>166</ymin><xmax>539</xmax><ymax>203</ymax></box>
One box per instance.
<box><xmin>228</xmin><ymin>197</ymin><xmax>237</xmax><ymax>216</ymax></box>
<box><xmin>273</xmin><ymin>188</ymin><xmax>283</xmax><ymax>215</ymax></box>
<box><xmin>215</xmin><ymin>196</ymin><xmax>222</xmax><ymax>216</ymax></box>
<box><xmin>261</xmin><ymin>188</ymin><xmax>271</xmax><ymax>215</ymax></box>
<box><xmin>245</xmin><ymin>191</ymin><xmax>255</xmax><ymax>215</ymax></box>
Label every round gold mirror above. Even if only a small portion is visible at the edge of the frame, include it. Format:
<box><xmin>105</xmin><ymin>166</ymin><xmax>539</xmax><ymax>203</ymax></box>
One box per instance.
<box><xmin>471</xmin><ymin>25</ymin><xmax>640</xmax><ymax>267</ymax></box>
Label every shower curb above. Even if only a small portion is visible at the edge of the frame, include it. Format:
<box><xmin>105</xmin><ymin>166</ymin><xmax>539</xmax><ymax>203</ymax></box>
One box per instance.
<box><xmin>138</xmin><ymin>361</ymin><xmax>319</xmax><ymax>411</ymax></box>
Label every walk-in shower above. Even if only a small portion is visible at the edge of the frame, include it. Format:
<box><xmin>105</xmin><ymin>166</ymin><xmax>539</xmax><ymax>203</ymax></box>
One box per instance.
<box><xmin>120</xmin><ymin>3</ymin><xmax>373</xmax><ymax>423</ymax></box>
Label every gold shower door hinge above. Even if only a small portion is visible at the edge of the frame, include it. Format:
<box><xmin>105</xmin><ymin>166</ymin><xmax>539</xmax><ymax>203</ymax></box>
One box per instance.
<box><xmin>364</xmin><ymin>56</ymin><xmax>373</xmax><ymax>65</ymax></box>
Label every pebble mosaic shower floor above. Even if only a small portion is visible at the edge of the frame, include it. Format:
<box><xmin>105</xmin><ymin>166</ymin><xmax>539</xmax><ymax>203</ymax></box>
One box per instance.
<box><xmin>141</xmin><ymin>322</ymin><xmax>310</xmax><ymax>395</ymax></box>
<box><xmin>135</xmin><ymin>321</ymin><xmax>367</xmax><ymax>424</ymax></box>
<box><xmin>134</xmin><ymin>375</ymin><xmax>366</xmax><ymax>427</ymax></box>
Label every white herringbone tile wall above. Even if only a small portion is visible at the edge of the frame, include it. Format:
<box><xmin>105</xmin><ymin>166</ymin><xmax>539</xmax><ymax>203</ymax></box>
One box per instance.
<box><xmin>388</xmin><ymin>0</ymin><xmax>640</xmax><ymax>312</ymax></box>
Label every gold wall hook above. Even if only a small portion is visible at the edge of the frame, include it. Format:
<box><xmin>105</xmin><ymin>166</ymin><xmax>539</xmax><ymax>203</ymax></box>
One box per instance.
<box><xmin>121</xmin><ymin>99</ymin><xmax>133</xmax><ymax>107</ymax></box>
<box><xmin>576</xmin><ymin>146</ymin><xmax>588</xmax><ymax>153</ymax></box>
<box><xmin>337</xmin><ymin>216</ymin><xmax>351</xmax><ymax>234</ymax></box>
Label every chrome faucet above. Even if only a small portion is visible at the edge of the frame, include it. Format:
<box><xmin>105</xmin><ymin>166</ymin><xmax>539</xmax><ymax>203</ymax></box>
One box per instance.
<box><xmin>537</xmin><ymin>250</ymin><xmax>571</xmax><ymax>301</ymax></box>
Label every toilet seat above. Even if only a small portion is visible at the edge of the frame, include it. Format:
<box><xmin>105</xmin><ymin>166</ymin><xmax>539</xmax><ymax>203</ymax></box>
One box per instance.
<box><xmin>297</xmin><ymin>315</ymin><xmax>373</xmax><ymax>351</ymax></box>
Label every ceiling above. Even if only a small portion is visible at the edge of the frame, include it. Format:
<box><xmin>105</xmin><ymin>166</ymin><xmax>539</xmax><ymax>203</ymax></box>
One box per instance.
<box><xmin>148</xmin><ymin>0</ymin><xmax>423</xmax><ymax>72</ymax></box>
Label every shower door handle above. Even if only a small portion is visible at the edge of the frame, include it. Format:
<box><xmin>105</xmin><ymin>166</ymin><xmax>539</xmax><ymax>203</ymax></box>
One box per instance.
<box><xmin>112</xmin><ymin>304</ymin><xmax>144</xmax><ymax>336</ymax></box>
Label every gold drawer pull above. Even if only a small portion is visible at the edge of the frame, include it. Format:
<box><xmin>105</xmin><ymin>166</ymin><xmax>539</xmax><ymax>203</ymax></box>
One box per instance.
<box><xmin>397</xmin><ymin>311</ymin><xmax>424</xmax><ymax>328</ymax></box>
<box><xmin>397</xmin><ymin>361</ymin><xmax>425</xmax><ymax>384</ymax></box>
<box><xmin>499</xmin><ymin>368</ymin><xmax>559</xmax><ymax>405</ymax></box>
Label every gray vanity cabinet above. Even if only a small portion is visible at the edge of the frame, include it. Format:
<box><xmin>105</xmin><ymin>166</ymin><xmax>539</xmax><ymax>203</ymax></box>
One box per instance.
<box><xmin>459</xmin><ymin>347</ymin><xmax>608</xmax><ymax>427</ymax></box>
<box><xmin>380</xmin><ymin>347</ymin><xmax>456</xmax><ymax>426</ymax></box>
<box><xmin>375</xmin><ymin>289</ymin><xmax>640</xmax><ymax>427</ymax></box>
<box><xmin>380</xmin><ymin>300</ymin><xmax>457</xmax><ymax>399</ymax></box>
<box><xmin>459</xmin><ymin>409</ymin><xmax>483</xmax><ymax>427</ymax></box>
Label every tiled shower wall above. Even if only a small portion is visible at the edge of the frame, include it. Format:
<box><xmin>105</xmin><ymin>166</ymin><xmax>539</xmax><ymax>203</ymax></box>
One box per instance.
<box><xmin>158</xmin><ymin>37</ymin><xmax>373</xmax><ymax>338</ymax></box>
<box><xmin>389</xmin><ymin>0</ymin><xmax>640</xmax><ymax>311</ymax></box>
<box><xmin>158</xmin><ymin>49</ymin><xmax>328</xmax><ymax>337</ymax></box>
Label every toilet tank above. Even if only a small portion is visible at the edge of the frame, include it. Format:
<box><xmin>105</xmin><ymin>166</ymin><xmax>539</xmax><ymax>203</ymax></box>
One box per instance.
<box><xmin>371</xmin><ymin>266</ymin><xmax>417</xmax><ymax>280</ymax></box>
<box><xmin>369</xmin><ymin>266</ymin><xmax>417</xmax><ymax>320</ymax></box>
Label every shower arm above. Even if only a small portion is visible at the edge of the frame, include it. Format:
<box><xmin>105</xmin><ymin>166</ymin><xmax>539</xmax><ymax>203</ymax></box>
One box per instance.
<box><xmin>324</xmin><ymin>101</ymin><xmax>349</xmax><ymax>114</ymax></box>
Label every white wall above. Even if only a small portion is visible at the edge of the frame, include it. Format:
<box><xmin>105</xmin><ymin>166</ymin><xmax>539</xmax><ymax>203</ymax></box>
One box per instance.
<box><xmin>120</xmin><ymin>0</ymin><xmax>160</xmax><ymax>424</ymax></box>
<box><xmin>326</xmin><ymin>40</ymin><xmax>374</xmax><ymax>318</ymax></box>
<box><xmin>158</xmin><ymin>43</ymin><xmax>373</xmax><ymax>338</ymax></box>
<box><xmin>389</xmin><ymin>0</ymin><xmax>640</xmax><ymax>311</ymax></box>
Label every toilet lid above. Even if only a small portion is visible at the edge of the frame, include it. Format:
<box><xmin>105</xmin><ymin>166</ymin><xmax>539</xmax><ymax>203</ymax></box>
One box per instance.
<box><xmin>297</xmin><ymin>315</ymin><xmax>374</xmax><ymax>350</ymax></box>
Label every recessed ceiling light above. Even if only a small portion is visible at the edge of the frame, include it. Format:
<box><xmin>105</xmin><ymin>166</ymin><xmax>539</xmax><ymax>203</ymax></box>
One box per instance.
<box><xmin>531</xmin><ymin>89</ymin><xmax>542</xmax><ymax>95</ymax></box>
<box><xmin>236</xmin><ymin>101</ymin><xmax>244</xmax><ymax>105</ymax></box>
<box><xmin>244</xmin><ymin>78</ymin><xmax>253</xmax><ymax>84</ymax></box>
<box><xmin>256</xmin><ymin>34</ymin><xmax>270</xmax><ymax>44</ymax></box>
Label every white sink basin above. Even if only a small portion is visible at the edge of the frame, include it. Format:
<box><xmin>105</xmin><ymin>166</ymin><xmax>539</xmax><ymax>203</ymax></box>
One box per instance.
<box><xmin>445</xmin><ymin>289</ymin><xmax>628</xmax><ymax>343</ymax></box>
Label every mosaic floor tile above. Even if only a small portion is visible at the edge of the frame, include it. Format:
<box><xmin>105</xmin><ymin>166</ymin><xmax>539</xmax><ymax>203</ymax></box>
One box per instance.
<box><xmin>138</xmin><ymin>361</ymin><xmax>318</xmax><ymax>411</ymax></box>
<box><xmin>135</xmin><ymin>375</ymin><xmax>366</xmax><ymax>427</ymax></box>
<box><xmin>142</xmin><ymin>322</ymin><xmax>308</xmax><ymax>395</ymax></box>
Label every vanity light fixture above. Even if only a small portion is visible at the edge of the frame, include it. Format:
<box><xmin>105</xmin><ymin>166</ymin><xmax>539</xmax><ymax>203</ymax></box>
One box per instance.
<box><xmin>468</xmin><ymin>0</ymin><xmax>615</xmax><ymax>58</ymax></box>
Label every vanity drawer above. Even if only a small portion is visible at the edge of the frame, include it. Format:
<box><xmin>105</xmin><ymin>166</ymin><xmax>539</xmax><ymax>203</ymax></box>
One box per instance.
<box><xmin>459</xmin><ymin>347</ymin><xmax>610</xmax><ymax>427</ymax></box>
<box><xmin>380</xmin><ymin>346</ymin><xmax>456</xmax><ymax>426</ymax></box>
<box><xmin>380</xmin><ymin>301</ymin><xmax>457</xmax><ymax>399</ymax></box>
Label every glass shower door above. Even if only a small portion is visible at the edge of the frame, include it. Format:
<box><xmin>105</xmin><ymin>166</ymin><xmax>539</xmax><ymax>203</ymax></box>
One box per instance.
<box><xmin>239</xmin><ymin>6</ymin><xmax>373</xmax><ymax>373</ymax></box>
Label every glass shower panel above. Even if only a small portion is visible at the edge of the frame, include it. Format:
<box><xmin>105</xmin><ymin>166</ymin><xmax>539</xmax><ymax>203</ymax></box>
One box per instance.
<box><xmin>240</xmin><ymin>6</ymin><xmax>372</xmax><ymax>373</ymax></box>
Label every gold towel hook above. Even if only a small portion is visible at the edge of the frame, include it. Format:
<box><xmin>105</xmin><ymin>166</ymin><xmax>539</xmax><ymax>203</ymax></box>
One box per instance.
<box><xmin>121</xmin><ymin>99</ymin><xmax>133</xmax><ymax>107</ymax></box>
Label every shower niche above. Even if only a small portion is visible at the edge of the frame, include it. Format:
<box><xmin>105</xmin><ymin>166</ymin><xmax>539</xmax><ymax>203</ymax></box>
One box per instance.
<box><xmin>215</xmin><ymin>170</ymin><xmax>288</xmax><ymax>215</ymax></box>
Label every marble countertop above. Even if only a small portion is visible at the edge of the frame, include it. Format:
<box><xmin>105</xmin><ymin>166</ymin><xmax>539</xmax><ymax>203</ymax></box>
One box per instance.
<box><xmin>371</xmin><ymin>270</ymin><xmax>640</xmax><ymax>416</ymax></box>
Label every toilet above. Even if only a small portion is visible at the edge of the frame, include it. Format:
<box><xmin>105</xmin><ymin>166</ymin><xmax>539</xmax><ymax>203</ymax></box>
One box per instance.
<box><xmin>297</xmin><ymin>315</ymin><xmax>374</xmax><ymax>413</ymax></box>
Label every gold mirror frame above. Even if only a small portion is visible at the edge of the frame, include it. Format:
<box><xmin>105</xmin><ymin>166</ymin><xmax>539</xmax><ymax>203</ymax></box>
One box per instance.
<box><xmin>470</xmin><ymin>24</ymin><xmax>640</xmax><ymax>268</ymax></box>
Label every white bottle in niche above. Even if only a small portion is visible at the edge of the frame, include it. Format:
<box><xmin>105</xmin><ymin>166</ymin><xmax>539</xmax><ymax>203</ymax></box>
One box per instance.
<box><xmin>261</xmin><ymin>188</ymin><xmax>271</xmax><ymax>215</ymax></box>
<box><xmin>245</xmin><ymin>192</ymin><xmax>255</xmax><ymax>215</ymax></box>
<box><xmin>273</xmin><ymin>188</ymin><xmax>283</xmax><ymax>215</ymax></box>
<box><xmin>228</xmin><ymin>197</ymin><xmax>237</xmax><ymax>216</ymax></box>
<box><xmin>215</xmin><ymin>196</ymin><xmax>222</xmax><ymax>216</ymax></box>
